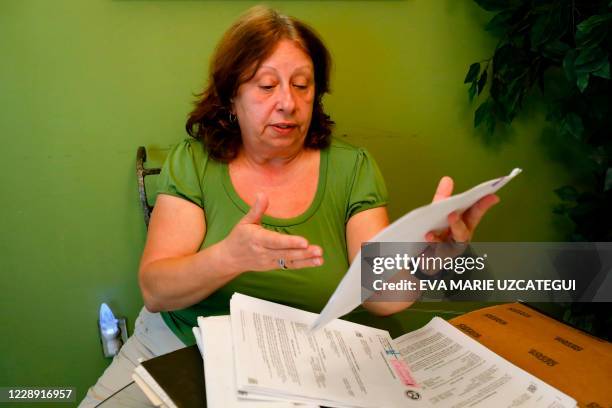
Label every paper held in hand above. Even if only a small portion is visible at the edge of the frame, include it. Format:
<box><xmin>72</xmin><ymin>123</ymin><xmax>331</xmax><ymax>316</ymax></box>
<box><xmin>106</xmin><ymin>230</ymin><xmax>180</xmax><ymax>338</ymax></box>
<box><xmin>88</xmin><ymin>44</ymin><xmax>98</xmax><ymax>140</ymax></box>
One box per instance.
<box><xmin>311</xmin><ymin>168</ymin><xmax>523</xmax><ymax>331</ymax></box>
<box><xmin>194</xmin><ymin>293</ymin><xmax>575</xmax><ymax>408</ymax></box>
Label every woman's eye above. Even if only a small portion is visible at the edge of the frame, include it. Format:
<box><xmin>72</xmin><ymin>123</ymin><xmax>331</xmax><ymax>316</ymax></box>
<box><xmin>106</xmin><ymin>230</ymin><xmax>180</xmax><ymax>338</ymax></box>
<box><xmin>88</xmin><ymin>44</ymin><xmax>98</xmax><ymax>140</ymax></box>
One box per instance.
<box><xmin>259</xmin><ymin>85</ymin><xmax>275</xmax><ymax>91</ymax></box>
<box><xmin>293</xmin><ymin>84</ymin><xmax>308</xmax><ymax>89</ymax></box>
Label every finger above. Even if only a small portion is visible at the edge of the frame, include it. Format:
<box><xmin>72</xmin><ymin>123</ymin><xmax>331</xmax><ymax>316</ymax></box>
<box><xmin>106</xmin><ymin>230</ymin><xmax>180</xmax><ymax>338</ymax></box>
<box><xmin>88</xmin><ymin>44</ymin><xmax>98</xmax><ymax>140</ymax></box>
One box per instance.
<box><xmin>463</xmin><ymin>194</ymin><xmax>500</xmax><ymax>231</ymax></box>
<box><xmin>258</xmin><ymin>228</ymin><xmax>309</xmax><ymax>249</ymax></box>
<box><xmin>240</xmin><ymin>193</ymin><xmax>268</xmax><ymax>225</ymax></box>
<box><xmin>283</xmin><ymin>256</ymin><xmax>324</xmax><ymax>269</ymax></box>
<box><xmin>448</xmin><ymin>212</ymin><xmax>471</xmax><ymax>242</ymax></box>
<box><xmin>425</xmin><ymin>231</ymin><xmax>445</xmax><ymax>243</ymax></box>
<box><xmin>432</xmin><ymin>176</ymin><xmax>454</xmax><ymax>202</ymax></box>
<box><xmin>425</xmin><ymin>232</ymin><xmax>440</xmax><ymax>243</ymax></box>
<box><xmin>270</xmin><ymin>245</ymin><xmax>323</xmax><ymax>262</ymax></box>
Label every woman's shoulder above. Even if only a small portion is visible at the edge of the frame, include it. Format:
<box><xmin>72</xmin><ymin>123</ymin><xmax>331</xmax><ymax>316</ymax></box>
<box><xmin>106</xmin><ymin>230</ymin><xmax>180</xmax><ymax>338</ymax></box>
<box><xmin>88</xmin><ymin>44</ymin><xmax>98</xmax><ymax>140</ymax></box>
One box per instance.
<box><xmin>328</xmin><ymin>136</ymin><xmax>362</xmax><ymax>152</ymax></box>
<box><xmin>165</xmin><ymin>137</ymin><xmax>211</xmax><ymax>165</ymax></box>
<box><xmin>327</xmin><ymin>136</ymin><xmax>376</xmax><ymax>165</ymax></box>
<box><xmin>161</xmin><ymin>137</ymin><xmax>214</xmax><ymax>182</ymax></box>
<box><xmin>172</xmin><ymin>137</ymin><xmax>207</xmax><ymax>155</ymax></box>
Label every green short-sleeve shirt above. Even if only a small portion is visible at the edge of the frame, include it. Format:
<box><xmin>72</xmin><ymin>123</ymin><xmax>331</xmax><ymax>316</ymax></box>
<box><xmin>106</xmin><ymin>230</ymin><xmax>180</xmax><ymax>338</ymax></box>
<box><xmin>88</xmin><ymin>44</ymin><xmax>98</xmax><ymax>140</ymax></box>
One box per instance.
<box><xmin>156</xmin><ymin>137</ymin><xmax>388</xmax><ymax>345</ymax></box>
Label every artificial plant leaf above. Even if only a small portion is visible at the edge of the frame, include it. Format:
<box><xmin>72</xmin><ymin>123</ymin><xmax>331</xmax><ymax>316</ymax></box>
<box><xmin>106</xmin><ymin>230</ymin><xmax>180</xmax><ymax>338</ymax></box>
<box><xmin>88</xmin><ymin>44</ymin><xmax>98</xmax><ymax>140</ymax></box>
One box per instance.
<box><xmin>531</xmin><ymin>7</ymin><xmax>568</xmax><ymax>50</ymax></box>
<box><xmin>474</xmin><ymin>99</ymin><xmax>492</xmax><ymax>128</ymax></box>
<box><xmin>576</xmin><ymin>14</ymin><xmax>612</xmax><ymax>50</ymax></box>
<box><xmin>555</xmin><ymin>185</ymin><xmax>579</xmax><ymax>201</ymax></box>
<box><xmin>563</xmin><ymin>49</ymin><xmax>578</xmax><ymax>83</ymax></box>
<box><xmin>474</xmin><ymin>0</ymin><xmax>518</xmax><ymax>12</ymax></box>
<box><xmin>577</xmin><ymin>72</ymin><xmax>590</xmax><ymax>92</ymax></box>
<box><xmin>576</xmin><ymin>13</ymin><xmax>612</xmax><ymax>34</ymax></box>
<box><xmin>468</xmin><ymin>80</ymin><xmax>477</xmax><ymax>102</ymax></box>
<box><xmin>464</xmin><ymin>62</ymin><xmax>481</xmax><ymax>84</ymax></box>
<box><xmin>605</xmin><ymin>168</ymin><xmax>612</xmax><ymax>192</ymax></box>
<box><xmin>530</xmin><ymin>14</ymin><xmax>551</xmax><ymax>49</ymax></box>
<box><xmin>495</xmin><ymin>73</ymin><xmax>524</xmax><ymax>124</ymax></box>
<box><xmin>542</xmin><ymin>40</ymin><xmax>570</xmax><ymax>59</ymax></box>
<box><xmin>508</xmin><ymin>77</ymin><xmax>525</xmax><ymax>117</ymax></box>
<box><xmin>553</xmin><ymin>203</ymin><xmax>570</xmax><ymax>215</ymax></box>
<box><xmin>492</xmin><ymin>43</ymin><xmax>515</xmax><ymax>68</ymax></box>
<box><xmin>485</xmin><ymin>9</ymin><xmax>515</xmax><ymax>36</ymax></box>
<box><xmin>576</xmin><ymin>24</ymin><xmax>608</xmax><ymax>50</ymax></box>
<box><xmin>592</xmin><ymin>60</ymin><xmax>611</xmax><ymax>79</ymax></box>
<box><xmin>491</xmin><ymin>43</ymin><xmax>522</xmax><ymax>88</ymax></box>
<box><xmin>588</xmin><ymin>146</ymin><xmax>606</xmax><ymax>168</ymax></box>
<box><xmin>574</xmin><ymin>46</ymin><xmax>608</xmax><ymax>73</ymax></box>
<box><xmin>509</xmin><ymin>34</ymin><xmax>526</xmax><ymax>49</ymax></box>
<box><xmin>477</xmin><ymin>70</ymin><xmax>488</xmax><ymax>95</ymax></box>
<box><xmin>562</xmin><ymin>113</ymin><xmax>584</xmax><ymax>140</ymax></box>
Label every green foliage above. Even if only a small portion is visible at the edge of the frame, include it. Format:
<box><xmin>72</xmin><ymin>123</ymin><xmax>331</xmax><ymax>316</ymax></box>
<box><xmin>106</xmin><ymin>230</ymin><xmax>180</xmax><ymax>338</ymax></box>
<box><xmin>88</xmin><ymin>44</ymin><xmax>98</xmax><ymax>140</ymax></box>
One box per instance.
<box><xmin>466</xmin><ymin>0</ymin><xmax>612</xmax><ymax>242</ymax></box>
<box><xmin>464</xmin><ymin>62</ymin><xmax>481</xmax><ymax>83</ymax></box>
<box><xmin>473</xmin><ymin>0</ymin><xmax>521</xmax><ymax>12</ymax></box>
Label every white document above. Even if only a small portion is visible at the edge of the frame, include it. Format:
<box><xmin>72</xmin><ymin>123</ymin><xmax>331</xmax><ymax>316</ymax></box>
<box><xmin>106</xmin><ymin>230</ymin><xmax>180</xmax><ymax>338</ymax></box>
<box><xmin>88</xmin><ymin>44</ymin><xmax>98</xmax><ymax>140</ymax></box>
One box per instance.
<box><xmin>198</xmin><ymin>315</ymin><xmax>304</xmax><ymax>408</ymax></box>
<box><xmin>311</xmin><ymin>168</ymin><xmax>522</xmax><ymax>331</ymax></box>
<box><xmin>394</xmin><ymin>318</ymin><xmax>576</xmax><ymax>408</ymax></box>
<box><xmin>192</xmin><ymin>326</ymin><xmax>204</xmax><ymax>356</ymax></box>
<box><xmin>227</xmin><ymin>294</ymin><xmax>575</xmax><ymax>408</ymax></box>
<box><xmin>230</xmin><ymin>293</ymin><xmax>425</xmax><ymax>408</ymax></box>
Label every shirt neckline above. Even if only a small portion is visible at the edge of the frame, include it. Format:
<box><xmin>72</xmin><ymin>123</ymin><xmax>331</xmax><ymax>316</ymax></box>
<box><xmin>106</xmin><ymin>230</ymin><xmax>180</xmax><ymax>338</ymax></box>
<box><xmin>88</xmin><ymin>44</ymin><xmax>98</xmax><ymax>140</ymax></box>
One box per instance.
<box><xmin>221</xmin><ymin>147</ymin><xmax>328</xmax><ymax>227</ymax></box>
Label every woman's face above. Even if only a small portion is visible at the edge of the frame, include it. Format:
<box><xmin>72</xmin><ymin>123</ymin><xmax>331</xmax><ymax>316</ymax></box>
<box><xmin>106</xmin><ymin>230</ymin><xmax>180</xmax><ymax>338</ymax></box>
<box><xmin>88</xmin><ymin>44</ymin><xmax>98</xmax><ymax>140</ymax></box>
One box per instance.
<box><xmin>232</xmin><ymin>39</ymin><xmax>315</xmax><ymax>158</ymax></box>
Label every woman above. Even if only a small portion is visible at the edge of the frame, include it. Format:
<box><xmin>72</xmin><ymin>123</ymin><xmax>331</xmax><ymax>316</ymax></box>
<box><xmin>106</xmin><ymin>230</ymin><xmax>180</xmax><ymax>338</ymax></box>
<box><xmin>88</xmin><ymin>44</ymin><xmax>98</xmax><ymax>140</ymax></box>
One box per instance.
<box><xmin>81</xmin><ymin>6</ymin><xmax>498</xmax><ymax>406</ymax></box>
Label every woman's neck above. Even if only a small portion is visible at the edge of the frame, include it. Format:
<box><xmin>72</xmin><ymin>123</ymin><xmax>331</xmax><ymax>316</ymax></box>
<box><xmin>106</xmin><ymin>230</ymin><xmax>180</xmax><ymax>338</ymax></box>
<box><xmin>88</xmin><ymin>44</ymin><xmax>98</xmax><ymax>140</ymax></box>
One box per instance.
<box><xmin>235</xmin><ymin>145</ymin><xmax>309</xmax><ymax>173</ymax></box>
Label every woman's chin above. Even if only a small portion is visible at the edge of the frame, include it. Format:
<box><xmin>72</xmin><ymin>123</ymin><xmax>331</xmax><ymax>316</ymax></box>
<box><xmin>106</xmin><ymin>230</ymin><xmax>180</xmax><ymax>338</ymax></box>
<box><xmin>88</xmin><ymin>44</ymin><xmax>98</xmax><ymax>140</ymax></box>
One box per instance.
<box><xmin>265</xmin><ymin>131</ymin><xmax>305</xmax><ymax>147</ymax></box>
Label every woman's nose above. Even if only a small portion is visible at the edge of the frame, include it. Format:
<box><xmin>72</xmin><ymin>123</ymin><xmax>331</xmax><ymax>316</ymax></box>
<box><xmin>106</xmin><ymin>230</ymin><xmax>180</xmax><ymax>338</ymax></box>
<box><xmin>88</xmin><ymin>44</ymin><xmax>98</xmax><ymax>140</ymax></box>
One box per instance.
<box><xmin>276</xmin><ymin>85</ymin><xmax>296</xmax><ymax>113</ymax></box>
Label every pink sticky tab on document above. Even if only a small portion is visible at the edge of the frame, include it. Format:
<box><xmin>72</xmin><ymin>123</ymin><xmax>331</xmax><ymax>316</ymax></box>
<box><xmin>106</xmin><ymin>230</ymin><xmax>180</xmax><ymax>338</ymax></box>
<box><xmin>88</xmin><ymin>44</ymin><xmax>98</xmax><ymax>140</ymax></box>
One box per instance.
<box><xmin>390</xmin><ymin>359</ymin><xmax>417</xmax><ymax>386</ymax></box>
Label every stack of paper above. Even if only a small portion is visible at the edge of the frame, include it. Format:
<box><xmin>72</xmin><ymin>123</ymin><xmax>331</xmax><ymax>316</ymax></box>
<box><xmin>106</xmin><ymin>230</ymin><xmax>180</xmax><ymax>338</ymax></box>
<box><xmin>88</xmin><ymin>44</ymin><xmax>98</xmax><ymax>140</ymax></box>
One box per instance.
<box><xmin>194</xmin><ymin>293</ymin><xmax>423</xmax><ymax>408</ymax></box>
<box><xmin>192</xmin><ymin>315</ymin><xmax>306</xmax><ymax>408</ymax></box>
<box><xmin>193</xmin><ymin>293</ymin><xmax>576</xmax><ymax>408</ymax></box>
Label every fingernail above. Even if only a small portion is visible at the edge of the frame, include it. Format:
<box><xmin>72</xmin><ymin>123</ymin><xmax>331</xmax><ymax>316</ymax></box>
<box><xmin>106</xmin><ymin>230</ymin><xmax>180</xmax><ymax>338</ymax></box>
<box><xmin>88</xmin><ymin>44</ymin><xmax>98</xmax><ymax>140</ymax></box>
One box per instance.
<box><xmin>314</xmin><ymin>258</ymin><xmax>322</xmax><ymax>266</ymax></box>
<box><xmin>313</xmin><ymin>247</ymin><xmax>322</xmax><ymax>256</ymax></box>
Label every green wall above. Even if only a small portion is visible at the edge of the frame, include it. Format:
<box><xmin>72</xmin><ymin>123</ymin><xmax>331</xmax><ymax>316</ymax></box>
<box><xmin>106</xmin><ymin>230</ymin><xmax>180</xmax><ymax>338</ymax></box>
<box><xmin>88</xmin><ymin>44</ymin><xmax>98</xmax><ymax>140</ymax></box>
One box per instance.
<box><xmin>0</xmin><ymin>0</ymin><xmax>572</xmax><ymax>404</ymax></box>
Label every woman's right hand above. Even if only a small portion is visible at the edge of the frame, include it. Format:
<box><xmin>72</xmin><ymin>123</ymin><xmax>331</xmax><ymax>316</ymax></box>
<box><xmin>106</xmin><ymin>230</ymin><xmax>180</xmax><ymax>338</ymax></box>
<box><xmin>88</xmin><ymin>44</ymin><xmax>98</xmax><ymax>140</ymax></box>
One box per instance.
<box><xmin>219</xmin><ymin>193</ymin><xmax>324</xmax><ymax>274</ymax></box>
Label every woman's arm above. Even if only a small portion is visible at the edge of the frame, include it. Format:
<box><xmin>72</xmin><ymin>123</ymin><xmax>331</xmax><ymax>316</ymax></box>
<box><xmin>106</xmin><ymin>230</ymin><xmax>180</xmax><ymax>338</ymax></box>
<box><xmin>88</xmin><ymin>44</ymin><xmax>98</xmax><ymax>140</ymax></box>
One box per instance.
<box><xmin>346</xmin><ymin>207</ymin><xmax>415</xmax><ymax>316</ymax></box>
<box><xmin>346</xmin><ymin>177</ymin><xmax>500</xmax><ymax>317</ymax></box>
<box><xmin>139</xmin><ymin>194</ymin><xmax>234</xmax><ymax>312</ymax></box>
<box><xmin>139</xmin><ymin>194</ymin><xmax>323</xmax><ymax>313</ymax></box>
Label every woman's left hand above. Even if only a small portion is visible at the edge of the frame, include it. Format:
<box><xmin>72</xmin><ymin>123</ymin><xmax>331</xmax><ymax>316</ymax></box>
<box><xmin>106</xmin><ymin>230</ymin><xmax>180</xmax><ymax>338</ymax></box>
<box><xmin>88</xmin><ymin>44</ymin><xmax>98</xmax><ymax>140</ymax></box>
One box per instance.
<box><xmin>425</xmin><ymin>176</ymin><xmax>500</xmax><ymax>243</ymax></box>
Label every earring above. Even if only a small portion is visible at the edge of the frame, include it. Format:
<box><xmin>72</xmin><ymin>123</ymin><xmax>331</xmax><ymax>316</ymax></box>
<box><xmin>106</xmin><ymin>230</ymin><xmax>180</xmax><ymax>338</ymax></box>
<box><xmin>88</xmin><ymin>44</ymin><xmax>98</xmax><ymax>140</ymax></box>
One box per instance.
<box><xmin>229</xmin><ymin>112</ymin><xmax>237</xmax><ymax>124</ymax></box>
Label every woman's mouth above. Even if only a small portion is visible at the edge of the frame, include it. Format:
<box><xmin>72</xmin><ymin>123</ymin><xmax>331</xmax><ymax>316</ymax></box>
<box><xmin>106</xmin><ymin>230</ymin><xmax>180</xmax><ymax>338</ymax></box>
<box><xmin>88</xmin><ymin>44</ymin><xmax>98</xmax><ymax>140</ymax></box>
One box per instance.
<box><xmin>270</xmin><ymin>123</ymin><xmax>298</xmax><ymax>135</ymax></box>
